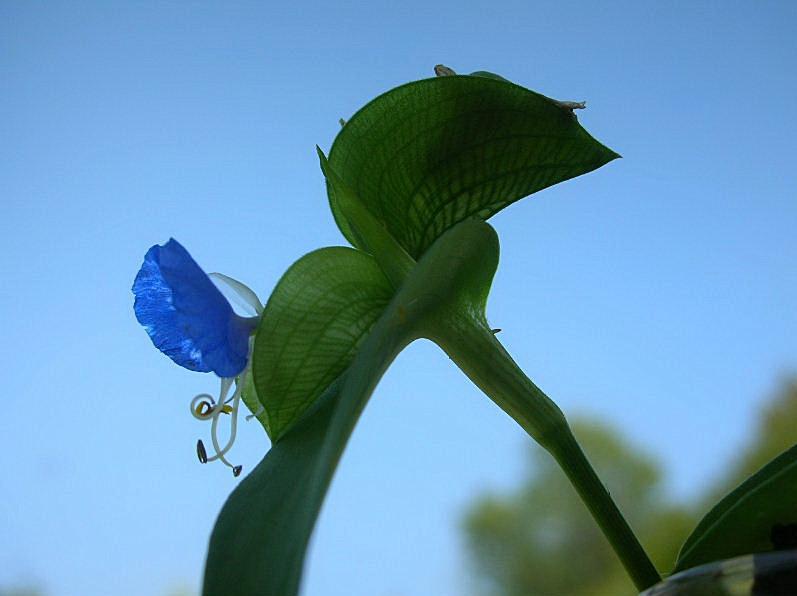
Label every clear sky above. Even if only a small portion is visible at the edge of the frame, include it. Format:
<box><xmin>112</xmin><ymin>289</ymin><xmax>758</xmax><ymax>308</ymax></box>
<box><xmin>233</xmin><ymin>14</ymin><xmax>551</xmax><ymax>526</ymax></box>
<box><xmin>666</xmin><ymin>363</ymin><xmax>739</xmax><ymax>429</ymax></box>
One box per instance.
<box><xmin>1</xmin><ymin>2</ymin><xmax>795</xmax><ymax>595</ymax></box>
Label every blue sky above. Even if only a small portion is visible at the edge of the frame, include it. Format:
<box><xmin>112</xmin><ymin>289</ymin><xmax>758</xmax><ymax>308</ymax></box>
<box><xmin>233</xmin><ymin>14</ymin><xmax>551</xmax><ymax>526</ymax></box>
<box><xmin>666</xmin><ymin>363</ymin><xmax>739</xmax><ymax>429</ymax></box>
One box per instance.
<box><xmin>1</xmin><ymin>2</ymin><xmax>796</xmax><ymax>595</ymax></box>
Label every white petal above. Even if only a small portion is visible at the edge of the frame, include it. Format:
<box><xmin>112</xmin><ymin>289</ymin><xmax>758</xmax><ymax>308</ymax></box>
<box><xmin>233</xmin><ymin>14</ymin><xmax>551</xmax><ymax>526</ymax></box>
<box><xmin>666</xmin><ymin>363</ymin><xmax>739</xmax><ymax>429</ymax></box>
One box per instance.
<box><xmin>209</xmin><ymin>272</ymin><xmax>264</xmax><ymax>316</ymax></box>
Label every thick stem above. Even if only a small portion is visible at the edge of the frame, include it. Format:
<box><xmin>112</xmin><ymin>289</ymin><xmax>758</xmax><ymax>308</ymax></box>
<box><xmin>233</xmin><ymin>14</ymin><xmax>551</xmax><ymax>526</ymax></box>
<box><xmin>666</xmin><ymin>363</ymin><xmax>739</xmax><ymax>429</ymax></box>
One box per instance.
<box><xmin>429</xmin><ymin>312</ymin><xmax>661</xmax><ymax>591</ymax></box>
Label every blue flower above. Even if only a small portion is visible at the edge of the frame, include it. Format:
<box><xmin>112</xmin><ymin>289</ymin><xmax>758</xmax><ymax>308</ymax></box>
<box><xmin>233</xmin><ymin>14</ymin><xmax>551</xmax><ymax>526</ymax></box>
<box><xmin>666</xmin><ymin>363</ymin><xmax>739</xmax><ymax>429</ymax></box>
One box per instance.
<box><xmin>132</xmin><ymin>238</ymin><xmax>263</xmax><ymax>477</ymax></box>
<box><xmin>132</xmin><ymin>238</ymin><xmax>258</xmax><ymax>378</ymax></box>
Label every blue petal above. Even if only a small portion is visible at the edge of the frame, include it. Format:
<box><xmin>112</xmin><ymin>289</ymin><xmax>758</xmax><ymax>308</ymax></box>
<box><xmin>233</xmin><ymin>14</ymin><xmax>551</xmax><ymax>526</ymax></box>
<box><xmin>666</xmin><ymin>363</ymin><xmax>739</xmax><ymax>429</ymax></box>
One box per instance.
<box><xmin>132</xmin><ymin>239</ymin><xmax>256</xmax><ymax>377</ymax></box>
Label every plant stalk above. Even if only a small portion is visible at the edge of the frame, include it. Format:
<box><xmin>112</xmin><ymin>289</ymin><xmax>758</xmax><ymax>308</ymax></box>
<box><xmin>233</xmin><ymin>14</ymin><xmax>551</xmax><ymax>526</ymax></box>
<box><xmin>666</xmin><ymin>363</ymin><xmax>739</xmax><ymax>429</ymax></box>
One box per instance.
<box><xmin>430</xmin><ymin>312</ymin><xmax>661</xmax><ymax>591</ymax></box>
<box><xmin>548</xmin><ymin>426</ymin><xmax>661</xmax><ymax>591</ymax></box>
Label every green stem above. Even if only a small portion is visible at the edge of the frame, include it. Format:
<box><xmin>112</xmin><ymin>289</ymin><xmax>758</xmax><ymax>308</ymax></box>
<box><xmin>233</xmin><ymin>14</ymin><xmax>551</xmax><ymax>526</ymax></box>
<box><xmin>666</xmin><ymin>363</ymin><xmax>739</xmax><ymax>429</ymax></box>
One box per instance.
<box><xmin>549</xmin><ymin>428</ymin><xmax>661</xmax><ymax>591</ymax></box>
<box><xmin>429</xmin><ymin>312</ymin><xmax>661</xmax><ymax>591</ymax></box>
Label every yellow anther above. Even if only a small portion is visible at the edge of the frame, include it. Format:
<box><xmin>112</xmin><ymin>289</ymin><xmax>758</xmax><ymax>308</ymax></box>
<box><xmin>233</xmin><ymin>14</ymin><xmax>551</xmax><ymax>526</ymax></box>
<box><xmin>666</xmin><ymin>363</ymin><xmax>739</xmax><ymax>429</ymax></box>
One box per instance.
<box><xmin>194</xmin><ymin>401</ymin><xmax>212</xmax><ymax>417</ymax></box>
<box><xmin>192</xmin><ymin>400</ymin><xmax>232</xmax><ymax>418</ymax></box>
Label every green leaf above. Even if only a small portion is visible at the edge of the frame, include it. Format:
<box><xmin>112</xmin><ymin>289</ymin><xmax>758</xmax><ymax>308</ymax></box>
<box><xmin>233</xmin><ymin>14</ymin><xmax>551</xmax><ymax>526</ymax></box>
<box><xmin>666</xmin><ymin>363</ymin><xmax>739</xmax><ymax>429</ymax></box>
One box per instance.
<box><xmin>203</xmin><ymin>219</ymin><xmax>503</xmax><ymax>596</ymax></box>
<box><xmin>469</xmin><ymin>70</ymin><xmax>510</xmax><ymax>82</ymax></box>
<box><xmin>675</xmin><ymin>444</ymin><xmax>797</xmax><ymax>572</ymax></box>
<box><xmin>316</xmin><ymin>147</ymin><xmax>415</xmax><ymax>289</ymax></box>
<box><xmin>203</xmin><ymin>378</ymin><xmax>344</xmax><ymax>596</ymax></box>
<box><xmin>327</xmin><ymin>74</ymin><xmax>619</xmax><ymax>259</ymax></box>
<box><xmin>642</xmin><ymin>551</ymin><xmax>797</xmax><ymax>596</ymax></box>
<box><xmin>251</xmin><ymin>247</ymin><xmax>393</xmax><ymax>441</ymax></box>
<box><xmin>240</xmin><ymin>370</ymin><xmax>268</xmax><ymax>433</ymax></box>
<box><xmin>205</xmin><ymin>279</ymin><xmax>413</xmax><ymax>596</ymax></box>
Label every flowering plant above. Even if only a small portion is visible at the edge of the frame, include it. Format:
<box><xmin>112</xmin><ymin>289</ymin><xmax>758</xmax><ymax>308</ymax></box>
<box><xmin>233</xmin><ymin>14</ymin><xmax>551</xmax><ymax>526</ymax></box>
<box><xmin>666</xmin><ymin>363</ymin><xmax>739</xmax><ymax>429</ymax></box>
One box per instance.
<box><xmin>134</xmin><ymin>67</ymin><xmax>797</xmax><ymax>596</ymax></box>
<box><xmin>133</xmin><ymin>238</ymin><xmax>261</xmax><ymax>475</ymax></box>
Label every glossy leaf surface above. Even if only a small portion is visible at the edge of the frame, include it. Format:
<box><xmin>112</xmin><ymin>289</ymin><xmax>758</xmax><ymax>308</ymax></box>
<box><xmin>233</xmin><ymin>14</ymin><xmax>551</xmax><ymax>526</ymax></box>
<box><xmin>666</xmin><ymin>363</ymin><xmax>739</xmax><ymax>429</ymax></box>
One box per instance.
<box><xmin>675</xmin><ymin>444</ymin><xmax>797</xmax><ymax>572</ymax></box>
<box><xmin>251</xmin><ymin>247</ymin><xmax>392</xmax><ymax>441</ymax></box>
<box><xmin>644</xmin><ymin>550</ymin><xmax>797</xmax><ymax>595</ymax></box>
<box><xmin>327</xmin><ymin>74</ymin><xmax>618</xmax><ymax>259</ymax></box>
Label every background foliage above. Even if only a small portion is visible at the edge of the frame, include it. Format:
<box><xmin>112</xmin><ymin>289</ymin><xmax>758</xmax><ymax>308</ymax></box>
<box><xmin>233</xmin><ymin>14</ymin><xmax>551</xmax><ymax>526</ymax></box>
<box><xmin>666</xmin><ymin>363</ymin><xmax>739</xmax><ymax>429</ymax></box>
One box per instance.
<box><xmin>463</xmin><ymin>379</ymin><xmax>797</xmax><ymax>595</ymax></box>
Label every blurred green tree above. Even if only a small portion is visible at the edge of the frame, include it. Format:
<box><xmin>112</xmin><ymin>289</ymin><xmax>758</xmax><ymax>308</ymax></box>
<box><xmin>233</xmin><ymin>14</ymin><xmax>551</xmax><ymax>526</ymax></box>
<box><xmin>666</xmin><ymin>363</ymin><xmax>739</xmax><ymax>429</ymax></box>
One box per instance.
<box><xmin>463</xmin><ymin>378</ymin><xmax>797</xmax><ymax>596</ymax></box>
<box><xmin>0</xmin><ymin>588</ymin><xmax>43</xmax><ymax>596</ymax></box>
<box><xmin>704</xmin><ymin>378</ymin><xmax>797</xmax><ymax>505</ymax></box>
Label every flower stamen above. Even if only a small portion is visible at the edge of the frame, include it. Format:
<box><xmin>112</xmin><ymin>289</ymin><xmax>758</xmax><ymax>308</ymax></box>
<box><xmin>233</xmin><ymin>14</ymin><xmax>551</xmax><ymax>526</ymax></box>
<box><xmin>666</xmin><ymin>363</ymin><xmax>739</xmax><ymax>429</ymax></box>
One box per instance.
<box><xmin>196</xmin><ymin>439</ymin><xmax>208</xmax><ymax>464</ymax></box>
<box><xmin>246</xmin><ymin>403</ymin><xmax>265</xmax><ymax>421</ymax></box>
<box><xmin>190</xmin><ymin>367</ymin><xmax>250</xmax><ymax>477</ymax></box>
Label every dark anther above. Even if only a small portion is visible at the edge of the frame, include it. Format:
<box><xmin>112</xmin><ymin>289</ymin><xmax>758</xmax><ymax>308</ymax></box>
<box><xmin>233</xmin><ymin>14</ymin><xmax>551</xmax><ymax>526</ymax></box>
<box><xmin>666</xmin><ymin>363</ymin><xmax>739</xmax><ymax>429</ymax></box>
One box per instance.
<box><xmin>196</xmin><ymin>439</ymin><xmax>208</xmax><ymax>464</ymax></box>
<box><xmin>491</xmin><ymin>328</ymin><xmax>502</xmax><ymax>334</ymax></box>
<box><xmin>770</xmin><ymin>523</ymin><xmax>797</xmax><ymax>550</ymax></box>
<box><xmin>232</xmin><ymin>465</ymin><xmax>243</xmax><ymax>477</ymax></box>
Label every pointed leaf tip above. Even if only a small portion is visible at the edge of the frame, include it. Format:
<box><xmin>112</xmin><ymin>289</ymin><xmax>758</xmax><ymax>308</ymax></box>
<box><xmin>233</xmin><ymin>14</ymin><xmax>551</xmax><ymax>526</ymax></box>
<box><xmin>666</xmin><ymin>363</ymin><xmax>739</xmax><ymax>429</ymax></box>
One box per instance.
<box><xmin>326</xmin><ymin>75</ymin><xmax>620</xmax><ymax>259</ymax></box>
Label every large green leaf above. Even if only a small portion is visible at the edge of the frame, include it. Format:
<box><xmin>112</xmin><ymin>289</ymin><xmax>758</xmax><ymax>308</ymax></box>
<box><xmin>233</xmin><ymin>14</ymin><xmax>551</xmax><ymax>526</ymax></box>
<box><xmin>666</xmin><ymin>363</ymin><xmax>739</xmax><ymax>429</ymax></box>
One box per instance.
<box><xmin>203</xmin><ymin>219</ymin><xmax>503</xmax><ymax>596</ymax></box>
<box><xmin>205</xmin><ymin>282</ymin><xmax>413</xmax><ymax>596</ymax></box>
<box><xmin>203</xmin><ymin>378</ymin><xmax>345</xmax><ymax>596</ymax></box>
<box><xmin>675</xmin><ymin>444</ymin><xmax>797</xmax><ymax>572</ymax></box>
<box><xmin>327</xmin><ymin>74</ymin><xmax>619</xmax><ymax>259</ymax></box>
<box><xmin>251</xmin><ymin>247</ymin><xmax>392</xmax><ymax>441</ymax></box>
